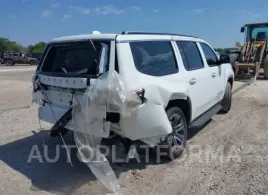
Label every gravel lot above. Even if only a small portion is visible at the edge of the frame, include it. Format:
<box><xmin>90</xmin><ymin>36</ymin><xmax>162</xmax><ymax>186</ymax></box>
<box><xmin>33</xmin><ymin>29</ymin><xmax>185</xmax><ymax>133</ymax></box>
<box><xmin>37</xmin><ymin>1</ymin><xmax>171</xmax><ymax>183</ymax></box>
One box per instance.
<box><xmin>0</xmin><ymin>67</ymin><xmax>268</xmax><ymax>195</ymax></box>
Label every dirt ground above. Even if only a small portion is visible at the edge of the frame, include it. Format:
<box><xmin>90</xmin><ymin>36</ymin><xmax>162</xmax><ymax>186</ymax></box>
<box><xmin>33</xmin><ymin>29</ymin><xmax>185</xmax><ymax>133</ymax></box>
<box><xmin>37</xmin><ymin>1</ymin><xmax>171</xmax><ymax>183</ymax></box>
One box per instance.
<box><xmin>0</xmin><ymin>68</ymin><xmax>268</xmax><ymax>195</ymax></box>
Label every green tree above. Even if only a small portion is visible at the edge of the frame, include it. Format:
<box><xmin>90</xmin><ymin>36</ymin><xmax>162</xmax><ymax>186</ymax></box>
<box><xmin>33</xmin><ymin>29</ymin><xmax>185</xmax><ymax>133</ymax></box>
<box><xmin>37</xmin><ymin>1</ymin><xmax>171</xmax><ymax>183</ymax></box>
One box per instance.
<box><xmin>0</xmin><ymin>37</ymin><xmax>9</xmax><ymax>53</ymax></box>
<box><xmin>0</xmin><ymin>37</ymin><xmax>26</xmax><ymax>53</ymax></box>
<box><xmin>27</xmin><ymin>42</ymin><xmax>47</xmax><ymax>53</ymax></box>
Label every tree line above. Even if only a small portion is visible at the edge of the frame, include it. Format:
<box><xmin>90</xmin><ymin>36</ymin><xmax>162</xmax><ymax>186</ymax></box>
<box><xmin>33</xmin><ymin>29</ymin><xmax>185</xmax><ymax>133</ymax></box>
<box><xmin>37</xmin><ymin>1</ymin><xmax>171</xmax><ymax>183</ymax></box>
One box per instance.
<box><xmin>0</xmin><ymin>37</ymin><xmax>47</xmax><ymax>54</ymax></box>
<box><xmin>0</xmin><ymin>36</ymin><xmax>239</xmax><ymax>55</ymax></box>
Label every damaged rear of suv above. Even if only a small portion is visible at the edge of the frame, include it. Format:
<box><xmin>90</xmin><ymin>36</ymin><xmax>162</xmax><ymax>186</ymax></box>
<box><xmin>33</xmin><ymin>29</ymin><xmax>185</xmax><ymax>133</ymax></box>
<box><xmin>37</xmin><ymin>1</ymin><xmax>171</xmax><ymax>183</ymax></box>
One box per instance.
<box><xmin>32</xmin><ymin>31</ymin><xmax>234</xmax><ymax>160</ymax></box>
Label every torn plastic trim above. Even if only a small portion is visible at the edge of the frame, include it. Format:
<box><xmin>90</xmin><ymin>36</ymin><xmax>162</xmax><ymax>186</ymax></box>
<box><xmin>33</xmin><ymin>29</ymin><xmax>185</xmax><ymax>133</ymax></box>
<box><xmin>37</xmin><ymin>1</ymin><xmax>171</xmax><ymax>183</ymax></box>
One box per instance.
<box><xmin>71</xmin><ymin>70</ymin><xmax>142</xmax><ymax>192</ymax></box>
<box><xmin>72</xmin><ymin>70</ymin><xmax>142</xmax><ymax>137</ymax></box>
<box><xmin>74</xmin><ymin>132</ymin><xmax>120</xmax><ymax>192</ymax></box>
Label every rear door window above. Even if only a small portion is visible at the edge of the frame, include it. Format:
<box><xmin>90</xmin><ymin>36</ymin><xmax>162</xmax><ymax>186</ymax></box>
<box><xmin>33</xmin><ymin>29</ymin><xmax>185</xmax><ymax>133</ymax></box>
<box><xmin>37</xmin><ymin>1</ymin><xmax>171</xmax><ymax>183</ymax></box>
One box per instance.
<box><xmin>176</xmin><ymin>41</ymin><xmax>204</xmax><ymax>71</ymax></box>
<box><xmin>200</xmin><ymin>42</ymin><xmax>218</xmax><ymax>66</ymax></box>
<box><xmin>129</xmin><ymin>41</ymin><xmax>178</xmax><ymax>76</ymax></box>
<box><xmin>41</xmin><ymin>41</ymin><xmax>110</xmax><ymax>75</ymax></box>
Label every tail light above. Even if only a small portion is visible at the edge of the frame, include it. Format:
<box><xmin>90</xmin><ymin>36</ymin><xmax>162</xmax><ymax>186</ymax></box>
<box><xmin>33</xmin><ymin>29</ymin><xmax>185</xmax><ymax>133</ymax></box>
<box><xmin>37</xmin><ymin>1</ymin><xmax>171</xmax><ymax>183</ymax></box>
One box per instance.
<box><xmin>135</xmin><ymin>88</ymin><xmax>146</xmax><ymax>103</ymax></box>
<box><xmin>33</xmin><ymin>82</ymin><xmax>40</xmax><ymax>92</ymax></box>
<box><xmin>32</xmin><ymin>74</ymin><xmax>40</xmax><ymax>92</ymax></box>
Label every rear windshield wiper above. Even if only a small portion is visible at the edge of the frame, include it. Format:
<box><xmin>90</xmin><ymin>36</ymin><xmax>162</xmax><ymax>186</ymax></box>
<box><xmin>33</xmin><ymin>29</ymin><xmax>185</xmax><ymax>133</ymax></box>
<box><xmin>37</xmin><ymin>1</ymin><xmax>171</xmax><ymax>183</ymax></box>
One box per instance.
<box><xmin>90</xmin><ymin>39</ymin><xmax>97</xmax><ymax>52</ymax></box>
<box><xmin>62</xmin><ymin>68</ymin><xmax>68</xmax><ymax>73</ymax></box>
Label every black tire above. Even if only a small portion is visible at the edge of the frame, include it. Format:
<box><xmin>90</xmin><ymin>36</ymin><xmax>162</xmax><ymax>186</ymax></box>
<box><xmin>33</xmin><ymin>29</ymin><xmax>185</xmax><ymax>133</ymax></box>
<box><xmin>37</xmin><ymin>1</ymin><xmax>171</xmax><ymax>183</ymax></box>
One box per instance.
<box><xmin>229</xmin><ymin>54</ymin><xmax>238</xmax><ymax>72</ymax></box>
<box><xmin>29</xmin><ymin>60</ymin><xmax>35</xmax><ymax>65</ymax></box>
<box><xmin>6</xmin><ymin>59</ymin><xmax>14</xmax><ymax>66</ymax></box>
<box><xmin>162</xmin><ymin>107</ymin><xmax>188</xmax><ymax>160</ymax></box>
<box><xmin>263</xmin><ymin>55</ymin><xmax>268</xmax><ymax>79</ymax></box>
<box><xmin>221</xmin><ymin>82</ymin><xmax>232</xmax><ymax>113</ymax></box>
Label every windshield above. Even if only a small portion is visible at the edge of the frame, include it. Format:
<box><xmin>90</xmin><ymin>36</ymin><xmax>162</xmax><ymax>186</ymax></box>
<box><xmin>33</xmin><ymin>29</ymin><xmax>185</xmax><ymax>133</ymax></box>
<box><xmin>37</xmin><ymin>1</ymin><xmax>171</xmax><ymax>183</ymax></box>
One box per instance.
<box><xmin>247</xmin><ymin>26</ymin><xmax>268</xmax><ymax>41</ymax></box>
<box><xmin>40</xmin><ymin>41</ymin><xmax>110</xmax><ymax>75</ymax></box>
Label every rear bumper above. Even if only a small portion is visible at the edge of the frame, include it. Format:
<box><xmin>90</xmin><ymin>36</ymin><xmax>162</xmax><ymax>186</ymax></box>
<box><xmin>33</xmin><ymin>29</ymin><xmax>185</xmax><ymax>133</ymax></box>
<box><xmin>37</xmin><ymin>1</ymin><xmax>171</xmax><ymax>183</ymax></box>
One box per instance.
<box><xmin>39</xmin><ymin>104</ymin><xmax>120</xmax><ymax>126</ymax></box>
<box><xmin>38</xmin><ymin>100</ymin><xmax>172</xmax><ymax>142</ymax></box>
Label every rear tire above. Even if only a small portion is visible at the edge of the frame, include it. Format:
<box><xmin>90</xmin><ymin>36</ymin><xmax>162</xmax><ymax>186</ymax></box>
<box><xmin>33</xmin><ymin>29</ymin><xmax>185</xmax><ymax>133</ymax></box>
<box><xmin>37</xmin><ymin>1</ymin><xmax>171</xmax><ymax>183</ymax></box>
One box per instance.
<box><xmin>263</xmin><ymin>55</ymin><xmax>268</xmax><ymax>79</ymax></box>
<box><xmin>162</xmin><ymin>107</ymin><xmax>188</xmax><ymax>160</ymax></box>
<box><xmin>221</xmin><ymin>82</ymin><xmax>232</xmax><ymax>113</ymax></box>
<box><xmin>6</xmin><ymin>59</ymin><xmax>14</xmax><ymax>66</ymax></box>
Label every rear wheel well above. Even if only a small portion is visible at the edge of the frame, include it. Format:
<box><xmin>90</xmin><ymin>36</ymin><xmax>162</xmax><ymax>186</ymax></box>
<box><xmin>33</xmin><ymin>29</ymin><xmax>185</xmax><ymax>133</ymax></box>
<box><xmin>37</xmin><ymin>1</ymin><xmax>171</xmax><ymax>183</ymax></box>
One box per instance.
<box><xmin>166</xmin><ymin>99</ymin><xmax>191</xmax><ymax>124</ymax></box>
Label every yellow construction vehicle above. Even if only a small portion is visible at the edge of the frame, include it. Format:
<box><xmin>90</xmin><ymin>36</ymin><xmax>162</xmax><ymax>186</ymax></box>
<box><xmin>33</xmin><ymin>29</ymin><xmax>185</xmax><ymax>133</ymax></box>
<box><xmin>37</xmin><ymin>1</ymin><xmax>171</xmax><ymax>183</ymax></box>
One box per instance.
<box><xmin>229</xmin><ymin>22</ymin><xmax>268</xmax><ymax>79</ymax></box>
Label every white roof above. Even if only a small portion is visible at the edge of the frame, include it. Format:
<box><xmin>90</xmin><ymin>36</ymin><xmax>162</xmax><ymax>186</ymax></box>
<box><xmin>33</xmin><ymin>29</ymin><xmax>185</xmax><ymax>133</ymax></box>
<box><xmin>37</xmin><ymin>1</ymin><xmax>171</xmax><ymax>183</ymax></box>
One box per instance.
<box><xmin>51</xmin><ymin>34</ymin><xmax>117</xmax><ymax>43</ymax></box>
<box><xmin>50</xmin><ymin>32</ymin><xmax>204</xmax><ymax>43</ymax></box>
<box><xmin>116</xmin><ymin>34</ymin><xmax>203</xmax><ymax>43</ymax></box>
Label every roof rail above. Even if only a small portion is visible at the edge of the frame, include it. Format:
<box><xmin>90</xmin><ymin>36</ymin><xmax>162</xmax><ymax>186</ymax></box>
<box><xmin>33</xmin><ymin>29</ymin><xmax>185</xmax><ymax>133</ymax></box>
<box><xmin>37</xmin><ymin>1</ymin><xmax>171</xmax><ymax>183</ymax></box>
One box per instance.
<box><xmin>121</xmin><ymin>31</ymin><xmax>198</xmax><ymax>38</ymax></box>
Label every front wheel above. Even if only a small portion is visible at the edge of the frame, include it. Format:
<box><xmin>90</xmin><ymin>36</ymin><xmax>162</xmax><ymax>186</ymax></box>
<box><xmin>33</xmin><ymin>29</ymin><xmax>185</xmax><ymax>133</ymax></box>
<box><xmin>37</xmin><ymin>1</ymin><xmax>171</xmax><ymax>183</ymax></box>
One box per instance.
<box><xmin>163</xmin><ymin>107</ymin><xmax>188</xmax><ymax>160</ymax></box>
<box><xmin>221</xmin><ymin>82</ymin><xmax>232</xmax><ymax>113</ymax></box>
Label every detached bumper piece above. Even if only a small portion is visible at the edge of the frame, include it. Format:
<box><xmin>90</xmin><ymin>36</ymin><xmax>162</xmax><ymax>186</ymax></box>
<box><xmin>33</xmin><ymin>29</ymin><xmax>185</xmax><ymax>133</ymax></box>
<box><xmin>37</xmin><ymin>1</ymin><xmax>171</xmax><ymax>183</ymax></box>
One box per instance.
<box><xmin>49</xmin><ymin>108</ymin><xmax>72</xmax><ymax>137</ymax></box>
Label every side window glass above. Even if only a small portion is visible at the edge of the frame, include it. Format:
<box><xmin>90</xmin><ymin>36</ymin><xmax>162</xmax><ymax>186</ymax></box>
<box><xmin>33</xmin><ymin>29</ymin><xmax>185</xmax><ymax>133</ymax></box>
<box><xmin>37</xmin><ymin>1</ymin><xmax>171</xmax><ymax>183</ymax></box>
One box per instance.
<box><xmin>176</xmin><ymin>41</ymin><xmax>189</xmax><ymax>70</ymax></box>
<box><xmin>130</xmin><ymin>41</ymin><xmax>178</xmax><ymax>76</ymax></box>
<box><xmin>200</xmin><ymin>42</ymin><xmax>218</xmax><ymax>66</ymax></box>
<box><xmin>176</xmin><ymin>41</ymin><xmax>204</xmax><ymax>70</ymax></box>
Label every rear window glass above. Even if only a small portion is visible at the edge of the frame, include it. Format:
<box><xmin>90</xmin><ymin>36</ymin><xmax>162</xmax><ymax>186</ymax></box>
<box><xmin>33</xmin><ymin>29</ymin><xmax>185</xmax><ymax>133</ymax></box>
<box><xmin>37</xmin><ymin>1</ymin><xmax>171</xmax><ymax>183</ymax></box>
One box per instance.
<box><xmin>129</xmin><ymin>41</ymin><xmax>178</xmax><ymax>76</ymax></box>
<box><xmin>41</xmin><ymin>41</ymin><xmax>109</xmax><ymax>75</ymax></box>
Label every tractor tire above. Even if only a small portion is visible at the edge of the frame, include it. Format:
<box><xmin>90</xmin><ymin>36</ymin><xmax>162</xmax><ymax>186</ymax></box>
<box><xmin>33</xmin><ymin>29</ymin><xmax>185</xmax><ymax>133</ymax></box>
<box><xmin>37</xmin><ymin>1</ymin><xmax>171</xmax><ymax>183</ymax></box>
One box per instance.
<box><xmin>263</xmin><ymin>55</ymin><xmax>268</xmax><ymax>79</ymax></box>
<box><xmin>229</xmin><ymin>54</ymin><xmax>238</xmax><ymax>72</ymax></box>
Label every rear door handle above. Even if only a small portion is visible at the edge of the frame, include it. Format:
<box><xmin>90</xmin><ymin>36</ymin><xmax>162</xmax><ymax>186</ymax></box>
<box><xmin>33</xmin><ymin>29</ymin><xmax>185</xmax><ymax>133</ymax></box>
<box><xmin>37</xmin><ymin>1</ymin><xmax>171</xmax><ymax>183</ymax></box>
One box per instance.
<box><xmin>189</xmin><ymin>78</ymin><xmax>196</xmax><ymax>85</ymax></box>
<box><xmin>212</xmin><ymin>73</ymin><xmax>216</xmax><ymax>77</ymax></box>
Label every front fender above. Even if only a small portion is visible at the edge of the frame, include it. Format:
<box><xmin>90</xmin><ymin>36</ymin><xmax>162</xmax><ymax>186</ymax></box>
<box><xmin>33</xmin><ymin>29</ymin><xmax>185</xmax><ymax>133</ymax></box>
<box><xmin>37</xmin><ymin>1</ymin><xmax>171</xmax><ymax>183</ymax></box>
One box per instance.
<box><xmin>223</xmin><ymin>63</ymin><xmax>235</xmax><ymax>87</ymax></box>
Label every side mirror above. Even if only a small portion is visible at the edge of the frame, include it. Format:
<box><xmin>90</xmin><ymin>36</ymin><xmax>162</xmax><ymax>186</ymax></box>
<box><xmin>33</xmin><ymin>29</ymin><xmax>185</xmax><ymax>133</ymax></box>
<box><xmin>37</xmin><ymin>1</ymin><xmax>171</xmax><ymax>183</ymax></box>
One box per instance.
<box><xmin>218</xmin><ymin>54</ymin><xmax>230</xmax><ymax>64</ymax></box>
<box><xmin>240</xmin><ymin>26</ymin><xmax>245</xmax><ymax>33</ymax></box>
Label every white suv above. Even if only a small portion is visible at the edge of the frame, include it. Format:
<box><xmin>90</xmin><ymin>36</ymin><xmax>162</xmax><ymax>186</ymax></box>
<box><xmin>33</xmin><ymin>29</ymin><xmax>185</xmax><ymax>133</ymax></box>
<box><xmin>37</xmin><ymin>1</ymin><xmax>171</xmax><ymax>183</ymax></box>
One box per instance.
<box><xmin>32</xmin><ymin>31</ymin><xmax>234</xmax><ymax>159</ymax></box>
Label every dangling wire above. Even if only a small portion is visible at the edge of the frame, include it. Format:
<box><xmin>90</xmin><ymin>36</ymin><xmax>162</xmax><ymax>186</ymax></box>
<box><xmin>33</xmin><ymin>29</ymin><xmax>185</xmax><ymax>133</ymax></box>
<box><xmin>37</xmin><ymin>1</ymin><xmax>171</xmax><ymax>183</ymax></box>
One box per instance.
<box><xmin>36</xmin><ymin>96</ymin><xmax>48</xmax><ymax>148</ymax></box>
<box><xmin>60</xmin><ymin>132</ymin><xmax>73</xmax><ymax>167</ymax></box>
